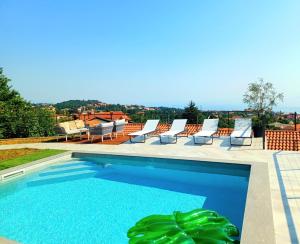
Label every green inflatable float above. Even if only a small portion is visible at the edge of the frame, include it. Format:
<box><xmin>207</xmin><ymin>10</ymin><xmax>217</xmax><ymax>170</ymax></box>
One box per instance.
<box><xmin>127</xmin><ymin>208</ymin><xmax>240</xmax><ymax>244</ymax></box>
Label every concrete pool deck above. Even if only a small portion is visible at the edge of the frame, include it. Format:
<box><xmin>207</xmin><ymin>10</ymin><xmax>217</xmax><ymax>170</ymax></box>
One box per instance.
<box><xmin>1</xmin><ymin>136</ymin><xmax>300</xmax><ymax>243</ymax></box>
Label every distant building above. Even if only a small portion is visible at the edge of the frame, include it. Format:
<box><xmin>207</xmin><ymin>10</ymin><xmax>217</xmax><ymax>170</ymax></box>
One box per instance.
<box><xmin>144</xmin><ymin>107</ymin><xmax>157</xmax><ymax>111</ymax></box>
<box><xmin>75</xmin><ymin>111</ymin><xmax>132</xmax><ymax>127</ymax></box>
<box><xmin>47</xmin><ymin>105</ymin><xmax>56</xmax><ymax>112</ymax></box>
<box><xmin>56</xmin><ymin>114</ymin><xmax>70</xmax><ymax>122</ymax></box>
<box><xmin>269</xmin><ymin>121</ymin><xmax>298</xmax><ymax>131</ymax></box>
<box><xmin>285</xmin><ymin>113</ymin><xmax>300</xmax><ymax>120</ymax></box>
<box><xmin>94</xmin><ymin>102</ymin><xmax>109</xmax><ymax>107</ymax></box>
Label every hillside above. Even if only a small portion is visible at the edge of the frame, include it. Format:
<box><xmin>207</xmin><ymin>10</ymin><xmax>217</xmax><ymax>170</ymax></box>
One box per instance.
<box><xmin>53</xmin><ymin>100</ymin><xmax>184</xmax><ymax>116</ymax></box>
<box><xmin>55</xmin><ymin>100</ymin><xmax>100</xmax><ymax>110</ymax></box>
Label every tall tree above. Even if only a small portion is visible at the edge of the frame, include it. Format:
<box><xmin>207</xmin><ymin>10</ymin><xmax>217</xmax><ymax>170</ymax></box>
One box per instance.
<box><xmin>243</xmin><ymin>78</ymin><xmax>284</xmax><ymax>136</ymax></box>
<box><xmin>0</xmin><ymin>68</ymin><xmax>55</xmax><ymax>138</ymax></box>
<box><xmin>0</xmin><ymin>68</ymin><xmax>25</xmax><ymax>108</ymax></box>
<box><xmin>243</xmin><ymin>78</ymin><xmax>283</xmax><ymax>114</ymax></box>
<box><xmin>182</xmin><ymin>101</ymin><xmax>200</xmax><ymax>124</ymax></box>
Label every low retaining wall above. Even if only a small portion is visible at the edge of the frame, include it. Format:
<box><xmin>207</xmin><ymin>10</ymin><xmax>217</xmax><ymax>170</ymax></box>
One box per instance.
<box><xmin>124</xmin><ymin>123</ymin><xmax>233</xmax><ymax>136</ymax></box>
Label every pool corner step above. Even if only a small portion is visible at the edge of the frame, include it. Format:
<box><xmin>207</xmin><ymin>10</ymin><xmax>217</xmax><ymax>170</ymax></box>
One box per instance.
<box><xmin>1</xmin><ymin>170</ymin><xmax>25</xmax><ymax>181</ymax></box>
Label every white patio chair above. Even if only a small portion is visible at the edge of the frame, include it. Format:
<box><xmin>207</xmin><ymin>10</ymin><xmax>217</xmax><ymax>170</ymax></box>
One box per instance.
<box><xmin>193</xmin><ymin>119</ymin><xmax>219</xmax><ymax>144</ymax></box>
<box><xmin>159</xmin><ymin>119</ymin><xmax>188</xmax><ymax>144</ymax></box>
<box><xmin>128</xmin><ymin>120</ymin><xmax>159</xmax><ymax>143</ymax></box>
<box><xmin>230</xmin><ymin>118</ymin><xmax>253</xmax><ymax>146</ymax></box>
<box><xmin>89</xmin><ymin>122</ymin><xmax>114</xmax><ymax>143</ymax></box>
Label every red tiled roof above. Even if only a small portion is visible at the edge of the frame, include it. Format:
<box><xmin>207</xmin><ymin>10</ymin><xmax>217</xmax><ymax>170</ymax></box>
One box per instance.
<box><xmin>77</xmin><ymin>112</ymin><xmax>131</xmax><ymax>123</ymax></box>
<box><xmin>266</xmin><ymin>130</ymin><xmax>300</xmax><ymax>151</ymax></box>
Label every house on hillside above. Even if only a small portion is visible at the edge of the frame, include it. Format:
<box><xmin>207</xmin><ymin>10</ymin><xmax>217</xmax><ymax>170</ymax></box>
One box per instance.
<box><xmin>269</xmin><ymin>121</ymin><xmax>299</xmax><ymax>131</ymax></box>
<box><xmin>284</xmin><ymin>113</ymin><xmax>300</xmax><ymax>120</ymax></box>
<box><xmin>75</xmin><ymin>111</ymin><xmax>132</xmax><ymax>127</ymax></box>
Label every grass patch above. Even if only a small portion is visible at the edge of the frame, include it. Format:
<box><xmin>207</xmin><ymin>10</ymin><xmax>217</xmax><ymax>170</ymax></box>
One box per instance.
<box><xmin>0</xmin><ymin>148</ymin><xmax>41</xmax><ymax>161</ymax></box>
<box><xmin>0</xmin><ymin>149</ymin><xmax>67</xmax><ymax>170</ymax></box>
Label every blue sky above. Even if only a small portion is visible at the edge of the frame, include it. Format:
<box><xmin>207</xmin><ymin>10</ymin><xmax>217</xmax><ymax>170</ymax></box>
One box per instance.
<box><xmin>1</xmin><ymin>0</ymin><xmax>300</xmax><ymax>111</ymax></box>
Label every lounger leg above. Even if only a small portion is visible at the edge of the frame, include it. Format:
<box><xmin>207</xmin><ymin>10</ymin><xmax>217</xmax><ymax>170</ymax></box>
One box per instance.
<box><xmin>247</xmin><ymin>137</ymin><xmax>252</xmax><ymax>146</ymax></box>
<box><xmin>205</xmin><ymin>136</ymin><xmax>214</xmax><ymax>145</ymax></box>
<box><xmin>247</xmin><ymin>136</ymin><xmax>253</xmax><ymax>146</ymax></box>
<box><xmin>160</xmin><ymin>135</ymin><xmax>171</xmax><ymax>144</ymax></box>
<box><xmin>160</xmin><ymin>135</ymin><xmax>178</xmax><ymax>144</ymax></box>
<box><xmin>194</xmin><ymin>136</ymin><xmax>214</xmax><ymax>145</ymax></box>
<box><xmin>130</xmin><ymin>134</ymin><xmax>147</xmax><ymax>143</ymax></box>
<box><xmin>230</xmin><ymin>137</ymin><xmax>252</xmax><ymax>146</ymax></box>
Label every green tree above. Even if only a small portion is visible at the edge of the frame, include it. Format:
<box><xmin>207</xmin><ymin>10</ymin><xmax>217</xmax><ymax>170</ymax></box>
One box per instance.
<box><xmin>182</xmin><ymin>101</ymin><xmax>201</xmax><ymax>124</ymax></box>
<box><xmin>243</xmin><ymin>78</ymin><xmax>283</xmax><ymax>114</ymax></box>
<box><xmin>0</xmin><ymin>68</ymin><xmax>55</xmax><ymax>138</ymax></box>
<box><xmin>243</xmin><ymin>78</ymin><xmax>283</xmax><ymax>135</ymax></box>
<box><xmin>0</xmin><ymin>68</ymin><xmax>27</xmax><ymax>137</ymax></box>
<box><xmin>0</xmin><ymin>68</ymin><xmax>26</xmax><ymax>112</ymax></box>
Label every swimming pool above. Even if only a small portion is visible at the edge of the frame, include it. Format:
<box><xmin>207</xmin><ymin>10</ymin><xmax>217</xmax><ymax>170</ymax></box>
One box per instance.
<box><xmin>0</xmin><ymin>153</ymin><xmax>250</xmax><ymax>244</ymax></box>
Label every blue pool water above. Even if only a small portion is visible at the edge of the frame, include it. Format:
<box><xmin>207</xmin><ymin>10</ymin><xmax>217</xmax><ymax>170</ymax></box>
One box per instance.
<box><xmin>0</xmin><ymin>154</ymin><xmax>250</xmax><ymax>244</ymax></box>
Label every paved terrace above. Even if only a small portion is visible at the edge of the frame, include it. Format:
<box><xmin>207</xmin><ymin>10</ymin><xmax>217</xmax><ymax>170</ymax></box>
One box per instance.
<box><xmin>0</xmin><ymin>136</ymin><xmax>300</xmax><ymax>243</ymax></box>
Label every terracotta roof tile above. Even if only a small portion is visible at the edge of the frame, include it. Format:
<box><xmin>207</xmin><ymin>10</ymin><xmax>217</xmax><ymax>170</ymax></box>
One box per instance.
<box><xmin>266</xmin><ymin>130</ymin><xmax>300</xmax><ymax>151</ymax></box>
<box><xmin>77</xmin><ymin>111</ymin><xmax>132</xmax><ymax>123</ymax></box>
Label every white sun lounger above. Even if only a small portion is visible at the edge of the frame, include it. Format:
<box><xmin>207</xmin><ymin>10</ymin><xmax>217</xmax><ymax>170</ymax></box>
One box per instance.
<box><xmin>128</xmin><ymin>120</ymin><xmax>159</xmax><ymax>143</ymax></box>
<box><xmin>230</xmin><ymin>118</ymin><xmax>253</xmax><ymax>146</ymax></box>
<box><xmin>159</xmin><ymin>119</ymin><xmax>188</xmax><ymax>144</ymax></box>
<box><xmin>193</xmin><ymin>119</ymin><xmax>219</xmax><ymax>144</ymax></box>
